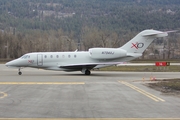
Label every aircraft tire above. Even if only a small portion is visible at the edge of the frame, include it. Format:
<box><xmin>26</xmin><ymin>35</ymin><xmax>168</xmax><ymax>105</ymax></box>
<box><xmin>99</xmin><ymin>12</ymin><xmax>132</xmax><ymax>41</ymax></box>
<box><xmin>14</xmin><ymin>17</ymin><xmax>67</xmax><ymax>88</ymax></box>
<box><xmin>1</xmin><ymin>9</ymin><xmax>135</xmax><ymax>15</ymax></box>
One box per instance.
<box><xmin>85</xmin><ymin>70</ymin><xmax>91</xmax><ymax>75</ymax></box>
<box><xmin>18</xmin><ymin>71</ymin><xmax>22</xmax><ymax>75</ymax></box>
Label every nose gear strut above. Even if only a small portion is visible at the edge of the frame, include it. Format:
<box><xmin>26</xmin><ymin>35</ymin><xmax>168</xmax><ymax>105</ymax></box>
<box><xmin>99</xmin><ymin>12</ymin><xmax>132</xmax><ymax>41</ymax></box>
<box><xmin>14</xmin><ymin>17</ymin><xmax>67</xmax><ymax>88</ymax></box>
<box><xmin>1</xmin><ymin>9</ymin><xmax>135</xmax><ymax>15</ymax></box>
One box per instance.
<box><xmin>18</xmin><ymin>68</ymin><xmax>22</xmax><ymax>75</ymax></box>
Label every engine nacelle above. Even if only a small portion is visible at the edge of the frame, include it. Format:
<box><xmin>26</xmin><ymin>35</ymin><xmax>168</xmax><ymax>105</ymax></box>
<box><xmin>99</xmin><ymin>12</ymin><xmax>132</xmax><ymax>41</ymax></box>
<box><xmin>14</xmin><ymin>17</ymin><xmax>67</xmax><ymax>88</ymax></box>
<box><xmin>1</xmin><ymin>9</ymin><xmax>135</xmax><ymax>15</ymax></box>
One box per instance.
<box><xmin>89</xmin><ymin>48</ymin><xmax>127</xmax><ymax>59</ymax></box>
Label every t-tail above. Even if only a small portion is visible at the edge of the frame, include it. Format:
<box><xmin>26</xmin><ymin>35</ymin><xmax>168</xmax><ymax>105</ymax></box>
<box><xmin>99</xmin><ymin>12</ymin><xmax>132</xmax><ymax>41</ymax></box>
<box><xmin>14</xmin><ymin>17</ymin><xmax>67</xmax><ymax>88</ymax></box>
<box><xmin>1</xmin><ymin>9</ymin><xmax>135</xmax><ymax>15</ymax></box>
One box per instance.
<box><xmin>120</xmin><ymin>29</ymin><xmax>168</xmax><ymax>54</ymax></box>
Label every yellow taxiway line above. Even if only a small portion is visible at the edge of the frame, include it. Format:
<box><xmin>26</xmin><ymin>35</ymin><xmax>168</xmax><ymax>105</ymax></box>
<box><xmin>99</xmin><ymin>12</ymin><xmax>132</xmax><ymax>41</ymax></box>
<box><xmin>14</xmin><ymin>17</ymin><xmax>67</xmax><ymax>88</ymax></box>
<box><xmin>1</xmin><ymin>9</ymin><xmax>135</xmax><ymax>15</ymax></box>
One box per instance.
<box><xmin>0</xmin><ymin>118</ymin><xmax>179</xmax><ymax>120</ymax></box>
<box><xmin>0</xmin><ymin>92</ymin><xmax>7</xmax><ymax>99</ymax></box>
<box><xmin>119</xmin><ymin>81</ymin><xmax>165</xmax><ymax>102</ymax></box>
<box><xmin>0</xmin><ymin>82</ymin><xmax>85</xmax><ymax>85</ymax></box>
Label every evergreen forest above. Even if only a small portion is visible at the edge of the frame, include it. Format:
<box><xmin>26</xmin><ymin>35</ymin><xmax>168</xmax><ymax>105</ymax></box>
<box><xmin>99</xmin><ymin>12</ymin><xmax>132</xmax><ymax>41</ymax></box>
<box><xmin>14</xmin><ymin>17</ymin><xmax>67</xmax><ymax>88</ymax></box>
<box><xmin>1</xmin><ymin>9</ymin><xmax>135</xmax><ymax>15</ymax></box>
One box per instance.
<box><xmin>0</xmin><ymin>0</ymin><xmax>180</xmax><ymax>59</ymax></box>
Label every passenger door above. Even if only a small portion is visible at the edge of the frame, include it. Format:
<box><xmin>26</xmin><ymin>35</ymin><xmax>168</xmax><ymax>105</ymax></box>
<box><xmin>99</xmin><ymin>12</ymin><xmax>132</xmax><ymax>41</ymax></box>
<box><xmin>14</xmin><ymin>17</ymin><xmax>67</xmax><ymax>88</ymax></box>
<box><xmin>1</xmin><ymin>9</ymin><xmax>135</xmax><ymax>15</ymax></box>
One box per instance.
<box><xmin>37</xmin><ymin>54</ymin><xmax>43</xmax><ymax>66</ymax></box>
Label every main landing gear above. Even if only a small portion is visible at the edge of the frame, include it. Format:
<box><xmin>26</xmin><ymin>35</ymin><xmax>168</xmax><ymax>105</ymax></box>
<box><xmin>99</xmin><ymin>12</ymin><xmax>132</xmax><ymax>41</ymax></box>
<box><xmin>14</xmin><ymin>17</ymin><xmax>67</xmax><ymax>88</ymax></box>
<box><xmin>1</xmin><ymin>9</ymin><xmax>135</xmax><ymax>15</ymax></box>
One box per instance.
<box><xmin>81</xmin><ymin>68</ymin><xmax>91</xmax><ymax>75</ymax></box>
<box><xmin>18</xmin><ymin>68</ymin><xmax>22</xmax><ymax>75</ymax></box>
<box><xmin>85</xmin><ymin>69</ymin><xmax>91</xmax><ymax>75</ymax></box>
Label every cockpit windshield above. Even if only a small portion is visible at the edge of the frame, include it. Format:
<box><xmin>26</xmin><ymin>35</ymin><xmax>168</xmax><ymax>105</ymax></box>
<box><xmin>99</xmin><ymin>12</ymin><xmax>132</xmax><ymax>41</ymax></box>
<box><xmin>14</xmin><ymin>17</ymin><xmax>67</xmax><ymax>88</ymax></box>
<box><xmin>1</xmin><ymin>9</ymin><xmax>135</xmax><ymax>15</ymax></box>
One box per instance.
<box><xmin>21</xmin><ymin>55</ymin><xmax>30</xmax><ymax>59</ymax></box>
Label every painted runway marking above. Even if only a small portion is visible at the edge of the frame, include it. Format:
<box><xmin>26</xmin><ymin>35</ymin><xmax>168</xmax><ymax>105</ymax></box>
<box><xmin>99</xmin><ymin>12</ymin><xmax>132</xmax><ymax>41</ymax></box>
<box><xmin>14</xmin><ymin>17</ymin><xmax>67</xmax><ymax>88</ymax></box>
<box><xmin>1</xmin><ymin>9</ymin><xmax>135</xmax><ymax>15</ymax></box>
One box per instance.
<box><xmin>0</xmin><ymin>118</ymin><xmax>179</xmax><ymax>120</ymax></box>
<box><xmin>0</xmin><ymin>92</ymin><xmax>7</xmax><ymax>99</ymax></box>
<box><xmin>119</xmin><ymin>81</ymin><xmax>165</xmax><ymax>102</ymax></box>
<box><xmin>0</xmin><ymin>82</ymin><xmax>85</xmax><ymax>85</ymax></box>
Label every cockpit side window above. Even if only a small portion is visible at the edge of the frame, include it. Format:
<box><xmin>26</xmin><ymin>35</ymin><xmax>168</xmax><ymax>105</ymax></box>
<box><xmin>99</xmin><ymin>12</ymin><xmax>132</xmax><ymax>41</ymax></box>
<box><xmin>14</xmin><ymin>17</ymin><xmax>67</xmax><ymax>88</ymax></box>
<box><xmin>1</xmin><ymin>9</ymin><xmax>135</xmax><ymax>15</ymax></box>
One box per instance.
<box><xmin>21</xmin><ymin>55</ymin><xmax>30</xmax><ymax>59</ymax></box>
<box><xmin>21</xmin><ymin>55</ymin><xmax>26</xmax><ymax>59</ymax></box>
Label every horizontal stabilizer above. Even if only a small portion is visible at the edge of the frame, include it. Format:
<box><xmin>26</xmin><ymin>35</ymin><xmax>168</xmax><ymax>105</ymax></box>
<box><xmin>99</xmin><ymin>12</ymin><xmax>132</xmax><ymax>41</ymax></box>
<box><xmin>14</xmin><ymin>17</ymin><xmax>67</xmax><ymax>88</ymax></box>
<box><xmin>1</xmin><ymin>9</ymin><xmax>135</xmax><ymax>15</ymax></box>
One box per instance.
<box><xmin>142</xmin><ymin>30</ymin><xmax>177</xmax><ymax>37</ymax></box>
<box><xmin>165</xmin><ymin>30</ymin><xmax>178</xmax><ymax>33</ymax></box>
<box><xmin>142</xmin><ymin>30</ymin><xmax>167</xmax><ymax>37</ymax></box>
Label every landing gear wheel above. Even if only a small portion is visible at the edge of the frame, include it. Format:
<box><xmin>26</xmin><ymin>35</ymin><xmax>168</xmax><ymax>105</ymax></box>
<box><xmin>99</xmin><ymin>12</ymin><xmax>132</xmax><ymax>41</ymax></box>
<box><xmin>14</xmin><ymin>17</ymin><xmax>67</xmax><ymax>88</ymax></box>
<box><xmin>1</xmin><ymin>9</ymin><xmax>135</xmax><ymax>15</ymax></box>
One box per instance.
<box><xmin>18</xmin><ymin>68</ymin><xmax>22</xmax><ymax>75</ymax></box>
<box><xmin>18</xmin><ymin>71</ymin><xmax>22</xmax><ymax>75</ymax></box>
<box><xmin>85</xmin><ymin>70</ymin><xmax>91</xmax><ymax>75</ymax></box>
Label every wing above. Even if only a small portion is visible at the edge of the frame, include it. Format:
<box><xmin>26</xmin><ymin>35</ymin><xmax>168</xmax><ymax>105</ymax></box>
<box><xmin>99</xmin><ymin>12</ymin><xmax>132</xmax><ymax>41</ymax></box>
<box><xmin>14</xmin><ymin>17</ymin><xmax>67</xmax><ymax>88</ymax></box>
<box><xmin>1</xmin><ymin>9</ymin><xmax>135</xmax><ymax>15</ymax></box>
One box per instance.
<box><xmin>58</xmin><ymin>62</ymin><xmax>125</xmax><ymax>70</ymax></box>
<box><xmin>58</xmin><ymin>53</ymin><xmax>142</xmax><ymax>71</ymax></box>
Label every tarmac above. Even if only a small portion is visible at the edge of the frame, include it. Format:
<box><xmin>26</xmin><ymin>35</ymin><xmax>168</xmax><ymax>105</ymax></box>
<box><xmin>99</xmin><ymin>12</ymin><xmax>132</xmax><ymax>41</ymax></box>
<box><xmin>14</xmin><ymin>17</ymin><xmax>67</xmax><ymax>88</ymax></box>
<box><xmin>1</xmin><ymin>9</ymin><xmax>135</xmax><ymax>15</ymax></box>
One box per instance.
<box><xmin>0</xmin><ymin>64</ymin><xmax>180</xmax><ymax>119</ymax></box>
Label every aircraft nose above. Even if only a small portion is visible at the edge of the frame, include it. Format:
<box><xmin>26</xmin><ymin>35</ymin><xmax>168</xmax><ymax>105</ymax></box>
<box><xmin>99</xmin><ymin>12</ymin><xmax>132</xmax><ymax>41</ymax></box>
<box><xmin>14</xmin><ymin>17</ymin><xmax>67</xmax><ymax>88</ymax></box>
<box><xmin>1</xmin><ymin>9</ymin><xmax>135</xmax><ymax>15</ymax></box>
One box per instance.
<box><xmin>5</xmin><ymin>62</ymin><xmax>8</xmax><ymax>66</ymax></box>
<box><xmin>5</xmin><ymin>58</ymin><xmax>29</xmax><ymax>68</ymax></box>
<box><xmin>5</xmin><ymin>59</ymin><xmax>19</xmax><ymax>67</ymax></box>
<box><xmin>5</xmin><ymin>61</ymin><xmax>13</xmax><ymax>67</ymax></box>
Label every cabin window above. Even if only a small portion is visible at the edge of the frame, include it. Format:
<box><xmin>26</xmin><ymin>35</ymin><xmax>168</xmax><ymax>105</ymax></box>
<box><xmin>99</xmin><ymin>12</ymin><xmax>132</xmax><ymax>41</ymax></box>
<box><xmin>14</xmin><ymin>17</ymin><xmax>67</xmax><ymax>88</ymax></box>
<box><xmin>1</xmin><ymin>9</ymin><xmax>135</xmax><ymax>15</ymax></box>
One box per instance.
<box><xmin>56</xmin><ymin>55</ymin><xmax>59</xmax><ymax>58</ymax></box>
<box><xmin>50</xmin><ymin>55</ymin><xmax>53</xmax><ymax>58</ymax></box>
<box><xmin>44</xmin><ymin>55</ymin><xmax>47</xmax><ymax>58</ymax></box>
<box><xmin>74</xmin><ymin>55</ymin><xmax>77</xmax><ymax>58</ymax></box>
<box><xmin>68</xmin><ymin>55</ymin><xmax>71</xmax><ymax>58</ymax></box>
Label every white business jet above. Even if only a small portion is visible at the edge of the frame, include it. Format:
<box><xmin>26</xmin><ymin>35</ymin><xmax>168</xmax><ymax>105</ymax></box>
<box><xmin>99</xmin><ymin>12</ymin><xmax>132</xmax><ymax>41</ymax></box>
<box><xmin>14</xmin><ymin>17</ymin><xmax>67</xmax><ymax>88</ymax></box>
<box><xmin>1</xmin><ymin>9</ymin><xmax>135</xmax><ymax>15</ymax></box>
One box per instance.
<box><xmin>5</xmin><ymin>29</ymin><xmax>169</xmax><ymax>75</ymax></box>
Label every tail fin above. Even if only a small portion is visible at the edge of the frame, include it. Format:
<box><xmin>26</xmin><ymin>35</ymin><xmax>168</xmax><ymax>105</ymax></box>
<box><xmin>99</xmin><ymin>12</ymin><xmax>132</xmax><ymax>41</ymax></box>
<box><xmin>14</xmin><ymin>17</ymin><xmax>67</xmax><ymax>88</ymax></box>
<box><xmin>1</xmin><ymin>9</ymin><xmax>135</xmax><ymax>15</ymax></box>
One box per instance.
<box><xmin>120</xmin><ymin>29</ymin><xmax>168</xmax><ymax>53</ymax></box>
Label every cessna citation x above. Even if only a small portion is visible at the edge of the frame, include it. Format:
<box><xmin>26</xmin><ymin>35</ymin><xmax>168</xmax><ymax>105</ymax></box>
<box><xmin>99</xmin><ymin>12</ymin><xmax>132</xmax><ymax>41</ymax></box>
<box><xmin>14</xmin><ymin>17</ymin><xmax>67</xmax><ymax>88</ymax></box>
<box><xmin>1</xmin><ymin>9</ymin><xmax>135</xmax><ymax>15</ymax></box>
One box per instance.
<box><xmin>6</xmin><ymin>29</ymin><xmax>170</xmax><ymax>75</ymax></box>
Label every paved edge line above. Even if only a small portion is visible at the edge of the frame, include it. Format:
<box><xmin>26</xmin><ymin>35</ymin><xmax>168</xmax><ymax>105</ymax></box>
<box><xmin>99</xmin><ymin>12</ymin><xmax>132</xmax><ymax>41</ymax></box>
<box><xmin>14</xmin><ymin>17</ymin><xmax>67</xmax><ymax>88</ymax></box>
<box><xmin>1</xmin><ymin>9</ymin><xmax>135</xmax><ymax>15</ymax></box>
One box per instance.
<box><xmin>0</xmin><ymin>118</ymin><xmax>180</xmax><ymax>120</ymax></box>
<box><xmin>0</xmin><ymin>92</ymin><xmax>7</xmax><ymax>99</ymax></box>
<box><xmin>119</xmin><ymin>81</ymin><xmax>165</xmax><ymax>102</ymax></box>
<box><xmin>0</xmin><ymin>82</ymin><xmax>85</xmax><ymax>85</ymax></box>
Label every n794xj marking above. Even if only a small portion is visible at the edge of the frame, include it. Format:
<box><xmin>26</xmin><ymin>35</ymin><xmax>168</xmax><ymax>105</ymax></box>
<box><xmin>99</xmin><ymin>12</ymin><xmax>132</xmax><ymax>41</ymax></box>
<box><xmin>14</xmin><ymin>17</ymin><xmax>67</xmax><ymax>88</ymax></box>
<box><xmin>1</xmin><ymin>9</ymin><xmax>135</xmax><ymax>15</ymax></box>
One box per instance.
<box><xmin>6</xmin><ymin>29</ymin><xmax>169</xmax><ymax>75</ymax></box>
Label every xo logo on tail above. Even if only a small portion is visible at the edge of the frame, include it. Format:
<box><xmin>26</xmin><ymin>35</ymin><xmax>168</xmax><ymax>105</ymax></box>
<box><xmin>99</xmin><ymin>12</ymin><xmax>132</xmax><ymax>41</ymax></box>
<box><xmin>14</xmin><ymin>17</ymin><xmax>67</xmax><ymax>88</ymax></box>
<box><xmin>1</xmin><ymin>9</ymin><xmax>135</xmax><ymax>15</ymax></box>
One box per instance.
<box><xmin>131</xmin><ymin>42</ymin><xmax>144</xmax><ymax>49</ymax></box>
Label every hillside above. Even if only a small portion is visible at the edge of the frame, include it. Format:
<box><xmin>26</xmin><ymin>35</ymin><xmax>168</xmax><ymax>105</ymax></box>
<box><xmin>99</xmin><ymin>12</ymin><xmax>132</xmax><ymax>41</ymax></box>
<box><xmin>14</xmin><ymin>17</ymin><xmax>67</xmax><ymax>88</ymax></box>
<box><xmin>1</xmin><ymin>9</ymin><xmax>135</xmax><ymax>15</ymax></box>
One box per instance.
<box><xmin>0</xmin><ymin>0</ymin><xmax>180</xmax><ymax>33</ymax></box>
<box><xmin>0</xmin><ymin>0</ymin><xmax>180</xmax><ymax>59</ymax></box>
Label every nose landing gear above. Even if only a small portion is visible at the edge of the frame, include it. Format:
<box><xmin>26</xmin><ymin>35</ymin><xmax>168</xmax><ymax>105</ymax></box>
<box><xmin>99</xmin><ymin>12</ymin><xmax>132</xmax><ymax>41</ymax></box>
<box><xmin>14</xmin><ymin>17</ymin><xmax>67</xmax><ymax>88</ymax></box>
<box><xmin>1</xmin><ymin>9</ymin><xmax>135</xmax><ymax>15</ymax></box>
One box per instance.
<box><xmin>18</xmin><ymin>68</ymin><xmax>22</xmax><ymax>75</ymax></box>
